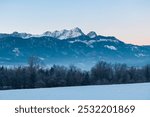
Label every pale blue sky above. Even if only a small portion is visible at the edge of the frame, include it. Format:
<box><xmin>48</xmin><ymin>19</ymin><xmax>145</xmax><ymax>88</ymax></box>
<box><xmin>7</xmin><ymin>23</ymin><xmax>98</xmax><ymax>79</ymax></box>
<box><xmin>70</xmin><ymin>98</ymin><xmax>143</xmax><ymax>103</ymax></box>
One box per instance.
<box><xmin>0</xmin><ymin>0</ymin><xmax>150</xmax><ymax>45</ymax></box>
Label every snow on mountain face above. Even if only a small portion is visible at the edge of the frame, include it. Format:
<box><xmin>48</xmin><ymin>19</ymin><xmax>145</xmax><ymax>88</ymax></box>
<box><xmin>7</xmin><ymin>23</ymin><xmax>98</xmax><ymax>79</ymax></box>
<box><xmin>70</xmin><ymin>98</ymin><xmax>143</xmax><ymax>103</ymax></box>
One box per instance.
<box><xmin>11</xmin><ymin>32</ymin><xmax>32</xmax><ymax>39</ymax></box>
<box><xmin>104</xmin><ymin>45</ymin><xmax>117</xmax><ymax>50</ymax></box>
<box><xmin>43</xmin><ymin>27</ymin><xmax>85</xmax><ymax>39</ymax></box>
<box><xmin>12</xmin><ymin>48</ymin><xmax>20</xmax><ymax>56</ymax></box>
<box><xmin>135</xmin><ymin>53</ymin><xmax>146</xmax><ymax>57</ymax></box>
<box><xmin>69</xmin><ymin>38</ymin><xmax>119</xmax><ymax>45</ymax></box>
<box><xmin>87</xmin><ymin>31</ymin><xmax>97</xmax><ymax>38</ymax></box>
<box><xmin>43</xmin><ymin>31</ymin><xmax>52</xmax><ymax>36</ymax></box>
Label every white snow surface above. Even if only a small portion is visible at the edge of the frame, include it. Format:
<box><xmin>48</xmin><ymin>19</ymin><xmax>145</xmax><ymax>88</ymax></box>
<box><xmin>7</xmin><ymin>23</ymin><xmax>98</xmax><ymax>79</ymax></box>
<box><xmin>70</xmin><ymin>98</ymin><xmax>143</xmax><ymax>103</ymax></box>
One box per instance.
<box><xmin>12</xmin><ymin>48</ymin><xmax>20</xmax><ymax>56</ymax></box>
<box><xmin>104</xmin><ymin>45</ymin><xmax>117</xmax><ymax>50</ymax></box>
<box><xmin>0</xmin><ymin>83</ymin><xmax>150</xmax><ymax>100</ymax></box>
<box><xmin>135</xmin><ymin>53</ymin><xmax>146</xmax><ymax>57</ymax></box>
<box><xmin>69</xmin><ymin>39</ymin><xmax>118</xmax><ymax>45</ymax></box>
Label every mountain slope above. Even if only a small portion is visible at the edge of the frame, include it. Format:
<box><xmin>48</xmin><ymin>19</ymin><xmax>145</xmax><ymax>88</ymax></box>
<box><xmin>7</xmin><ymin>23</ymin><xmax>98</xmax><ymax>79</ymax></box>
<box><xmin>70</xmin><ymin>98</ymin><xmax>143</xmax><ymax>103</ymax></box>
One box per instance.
<box><xmin>0</xmin><ymin>28</ymin><xmax>150</xmax><ymax>68</ymax></box>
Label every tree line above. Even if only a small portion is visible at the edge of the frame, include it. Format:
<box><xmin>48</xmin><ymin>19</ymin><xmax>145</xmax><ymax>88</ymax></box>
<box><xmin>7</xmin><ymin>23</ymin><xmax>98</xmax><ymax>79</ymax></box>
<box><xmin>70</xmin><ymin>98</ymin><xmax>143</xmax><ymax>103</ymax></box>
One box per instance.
<box><xmin>0</xmin><ymin>56</ymin><xmax>150</xmax><ymax>90</ymax></box>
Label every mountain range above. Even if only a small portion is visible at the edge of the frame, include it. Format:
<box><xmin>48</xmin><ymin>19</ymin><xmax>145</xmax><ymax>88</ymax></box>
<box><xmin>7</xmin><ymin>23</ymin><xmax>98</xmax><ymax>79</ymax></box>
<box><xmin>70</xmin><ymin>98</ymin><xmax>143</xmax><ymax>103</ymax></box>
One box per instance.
<box><xmin>0</xmin><ymin>27</ymin><xmax>150</xmax><ymax>69</ymax></box>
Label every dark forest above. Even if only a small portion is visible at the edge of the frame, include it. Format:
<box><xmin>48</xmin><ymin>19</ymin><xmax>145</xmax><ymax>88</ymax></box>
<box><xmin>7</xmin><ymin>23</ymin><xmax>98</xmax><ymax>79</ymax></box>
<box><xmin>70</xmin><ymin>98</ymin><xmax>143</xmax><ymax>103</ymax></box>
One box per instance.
<box><xmin>0</xmin><ymin>56</ymin><xmax>150</xmax><ymax>90</ymax></box>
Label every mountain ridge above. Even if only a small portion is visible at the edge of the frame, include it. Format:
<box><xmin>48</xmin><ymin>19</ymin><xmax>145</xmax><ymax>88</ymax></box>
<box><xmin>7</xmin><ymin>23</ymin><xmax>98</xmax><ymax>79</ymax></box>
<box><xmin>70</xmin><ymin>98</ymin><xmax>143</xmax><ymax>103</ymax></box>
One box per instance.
<box><xmin>0</xmin><ymin>28</ymin><xmax>150</xmax><ymax>69</ymax></box>
<box><xmin>0</xmin><ymin>27</ymin><xmax>109</xmax><ymax>40</ymax></box>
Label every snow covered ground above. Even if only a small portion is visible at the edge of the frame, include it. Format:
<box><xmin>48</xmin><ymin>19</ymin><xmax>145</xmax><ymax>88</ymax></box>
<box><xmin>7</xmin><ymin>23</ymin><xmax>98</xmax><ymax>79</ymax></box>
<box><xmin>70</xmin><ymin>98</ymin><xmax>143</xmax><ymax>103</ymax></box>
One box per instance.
<box><xmin>0</xmin><ymin>83</ymin><xmax>150</xmax><ymax>100</ymax></box>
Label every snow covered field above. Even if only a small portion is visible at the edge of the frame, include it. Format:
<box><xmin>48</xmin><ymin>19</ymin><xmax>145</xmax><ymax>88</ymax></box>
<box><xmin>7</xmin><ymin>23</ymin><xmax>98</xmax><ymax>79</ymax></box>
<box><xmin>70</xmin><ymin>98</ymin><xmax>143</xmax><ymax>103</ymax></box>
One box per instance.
<box><xmin>0</xmin><ymin>83</ymin><xmax>150</xmax><ymax>100</ymax></box>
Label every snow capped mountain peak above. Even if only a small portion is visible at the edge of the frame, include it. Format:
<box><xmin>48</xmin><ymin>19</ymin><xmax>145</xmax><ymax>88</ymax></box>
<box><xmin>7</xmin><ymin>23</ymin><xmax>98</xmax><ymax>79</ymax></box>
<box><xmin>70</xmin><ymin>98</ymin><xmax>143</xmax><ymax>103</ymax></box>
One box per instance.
<box><xmin>71</xmin><ymin>27</ymin><xmax>82</xmax><ymax>33</ymax></box>
<box><xmin>59</xmin><ymin>27</ymin><xmax>84</xmax><ymax>39</ymax></box>
<box><xmin>12</xmin><ymin>31</ymin><xmax>19</xmax><ymax>35</ymax></box>
<box><xmin>1</xmin><ymin>28</ymin><xmax>120</xmax><ymax>41</ymax></box>
<box><xmin>43</xmin><ymin>31</ymin><xmax>52</xmax><ymax>36</ymax></box>
<box><xmin>87</xmin><ymin>31</ymin><xmax>97</xmax><ymax>38</ymax></box>
<box><xmin>11</xmin><ymin>32</ymin><xmax>32</xmax><ymax>38</ymax></box>
<box><xmin>43</xmin><ymin>27</ymin><xmax>85</xmax><ymax>39</ymax></box>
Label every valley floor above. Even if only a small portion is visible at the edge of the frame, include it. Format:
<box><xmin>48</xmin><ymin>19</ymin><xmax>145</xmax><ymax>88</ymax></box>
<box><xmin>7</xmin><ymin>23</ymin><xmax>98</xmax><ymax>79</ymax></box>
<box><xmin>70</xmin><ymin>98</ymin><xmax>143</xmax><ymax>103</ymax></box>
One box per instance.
<box><xmin>0</xmin><ymin>83</ymin><xmax>150</xmax><ymax>100</ymax></box>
